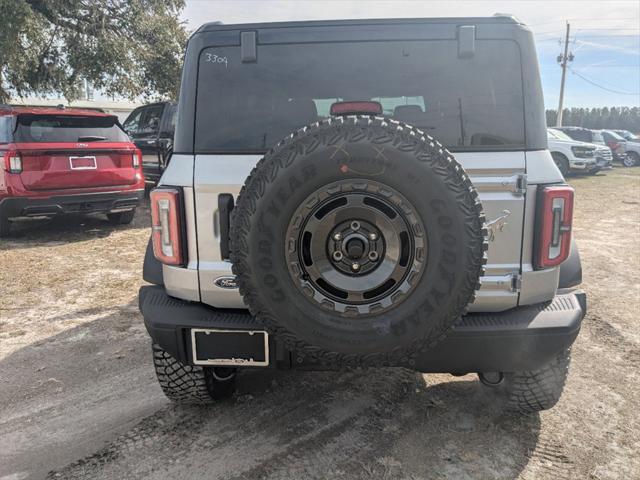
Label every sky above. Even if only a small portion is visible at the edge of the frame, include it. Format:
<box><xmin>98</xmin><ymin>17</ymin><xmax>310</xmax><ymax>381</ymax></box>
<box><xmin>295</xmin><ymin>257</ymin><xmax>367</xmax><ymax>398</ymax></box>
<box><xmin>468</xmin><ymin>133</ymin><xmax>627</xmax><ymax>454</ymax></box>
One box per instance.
<box><xmin>181</xmin><ymin>0</ymin><xmax>640</xmax><ymax>110</ymax></box>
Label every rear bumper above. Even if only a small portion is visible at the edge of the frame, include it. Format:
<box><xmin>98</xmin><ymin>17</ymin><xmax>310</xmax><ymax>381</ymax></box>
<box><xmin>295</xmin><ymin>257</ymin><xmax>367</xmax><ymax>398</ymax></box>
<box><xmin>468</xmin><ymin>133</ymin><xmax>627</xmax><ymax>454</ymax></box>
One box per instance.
<box><xmin>139</xmin><ymin>285</ymin><xmax>586</xmax><ymax>373</ymax></box>
<box><xmin>0</xmin><ymin>189</ymin><xmax>144</xmax><ymax>218</ymax></box>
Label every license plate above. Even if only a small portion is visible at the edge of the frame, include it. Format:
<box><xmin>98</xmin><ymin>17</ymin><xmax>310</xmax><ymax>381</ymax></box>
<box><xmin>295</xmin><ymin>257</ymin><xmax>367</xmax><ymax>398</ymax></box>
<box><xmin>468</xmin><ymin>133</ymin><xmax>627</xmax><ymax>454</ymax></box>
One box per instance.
<box><xmin>191</xmin><ymin>329</ymin><xmax>269</xmax><ymax>366</ymax></box>
<box><xmin>69</xmin><ymin>156</ymin><xmax>97</xmax><ymax>170</ymax></box>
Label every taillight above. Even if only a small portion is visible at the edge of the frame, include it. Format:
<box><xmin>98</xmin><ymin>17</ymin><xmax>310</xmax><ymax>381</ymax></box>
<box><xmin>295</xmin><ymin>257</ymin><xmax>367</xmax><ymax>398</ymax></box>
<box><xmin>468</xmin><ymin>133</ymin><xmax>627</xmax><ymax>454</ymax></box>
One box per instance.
<box><xmin>133</xmin><ymin>148</ymin><xmax>141</xmax><ymax>168</ymax></box>
<box><xmin>150</xmin><ymin>188</ymin><xmax>184</xmax><ymax>265</ymax></box>
<box><xmin>535</xmin><ymin>185</ymin><xmax>574</xmax><ymax>269</ymax></box>
<box><xmin>4</xmin><ymin>151</ymin><xmax>22</xmax><ymax>173</ymax></box>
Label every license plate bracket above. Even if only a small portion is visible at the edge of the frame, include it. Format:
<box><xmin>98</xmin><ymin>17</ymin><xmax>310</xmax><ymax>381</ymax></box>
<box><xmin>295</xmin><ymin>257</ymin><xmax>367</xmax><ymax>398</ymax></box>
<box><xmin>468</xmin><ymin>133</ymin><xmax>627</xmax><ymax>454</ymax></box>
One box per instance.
<box><xmin>191</xmin><ymin>329</ymin><xmax>269</xmax><ymax>366</ymax></box>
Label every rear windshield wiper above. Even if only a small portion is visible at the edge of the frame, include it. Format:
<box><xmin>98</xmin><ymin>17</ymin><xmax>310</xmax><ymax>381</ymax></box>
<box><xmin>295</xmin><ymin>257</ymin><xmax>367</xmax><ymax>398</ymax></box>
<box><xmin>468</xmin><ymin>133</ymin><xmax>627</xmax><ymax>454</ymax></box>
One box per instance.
<box><xmin>77</xmin><ymin>135</ymin><xmax>107</xmax><ymax>142</ymax></box>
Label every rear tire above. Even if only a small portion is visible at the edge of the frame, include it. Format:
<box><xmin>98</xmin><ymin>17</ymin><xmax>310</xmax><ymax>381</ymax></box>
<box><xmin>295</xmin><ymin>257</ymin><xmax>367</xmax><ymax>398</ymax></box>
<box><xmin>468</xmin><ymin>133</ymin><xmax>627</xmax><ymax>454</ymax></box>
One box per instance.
<box><xmin>481</xmin><ymin>347</ymin><xmax>571</xmax><ymax>414</ymax></box>
<box><xmin>623</xmin><ymin>152</ymin><xmax>639</xmax><ymax>167</ymax></box>
<box><xmin>107</xmin><ymin>209</ymin><xmax>136</xmax><ymax>225</ymax></box>
<box><xmin>0</xmin><ymin>215</ymin><xmax>10</xmax><ymax>237</ymax></box>
<box><xmin>152</xmin><ymin>343</ymin><xmax>236</xmax><ymax>404</ymax></box>
<box><xmin>551</xmin><ymin>153</ymin><xmax>570</xmax><ymax>177</ymax></box>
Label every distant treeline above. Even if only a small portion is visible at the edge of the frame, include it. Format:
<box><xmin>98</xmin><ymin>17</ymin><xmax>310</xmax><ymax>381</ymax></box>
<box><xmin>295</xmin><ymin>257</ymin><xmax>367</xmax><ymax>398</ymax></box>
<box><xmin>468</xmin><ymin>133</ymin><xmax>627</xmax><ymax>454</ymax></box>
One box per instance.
<box><xmin>546</xmin><ymin>107</ymin><xmax>640</xmax><ymax>132</ymax></box>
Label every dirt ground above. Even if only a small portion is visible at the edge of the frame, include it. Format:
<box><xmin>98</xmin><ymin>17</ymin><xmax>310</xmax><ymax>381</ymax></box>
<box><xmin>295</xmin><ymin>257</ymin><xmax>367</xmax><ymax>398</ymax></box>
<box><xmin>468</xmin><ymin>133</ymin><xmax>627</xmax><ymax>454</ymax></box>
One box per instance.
<box><xmin>1</xmin><ymin>168</ymin><xmax>639</xmax><ymax>480</ymax></box>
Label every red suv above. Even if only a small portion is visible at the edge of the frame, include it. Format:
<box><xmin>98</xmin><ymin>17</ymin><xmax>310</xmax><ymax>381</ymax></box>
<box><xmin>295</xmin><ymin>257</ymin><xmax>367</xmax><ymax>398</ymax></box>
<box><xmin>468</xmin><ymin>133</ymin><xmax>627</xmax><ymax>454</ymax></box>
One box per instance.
<box><xmin>0</xmin><ymin>105</ymin><xmax>145</xmax><ymax>236</ymax></box>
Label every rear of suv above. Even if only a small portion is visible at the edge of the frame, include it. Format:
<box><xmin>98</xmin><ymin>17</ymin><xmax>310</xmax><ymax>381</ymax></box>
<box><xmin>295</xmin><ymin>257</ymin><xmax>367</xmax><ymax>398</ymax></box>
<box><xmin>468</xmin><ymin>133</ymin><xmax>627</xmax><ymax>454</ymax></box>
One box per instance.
<box><xmin>0</xmin><ymin>106</ymin><xmax>145</xmax><ymax>236</ymax></box>
<box><xmin>139</xmin><ymin>16</ymin><xmax>586</xmax><ymax>413</ymax></box>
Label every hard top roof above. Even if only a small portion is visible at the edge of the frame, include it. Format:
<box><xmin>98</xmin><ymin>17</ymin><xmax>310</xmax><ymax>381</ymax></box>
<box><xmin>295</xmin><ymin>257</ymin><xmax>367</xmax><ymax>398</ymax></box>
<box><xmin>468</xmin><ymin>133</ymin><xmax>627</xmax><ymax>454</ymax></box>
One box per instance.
<box><xmin>195</xmin><ymin>15</ymin><xmax>522</xmax><ymax>34</ymax></box>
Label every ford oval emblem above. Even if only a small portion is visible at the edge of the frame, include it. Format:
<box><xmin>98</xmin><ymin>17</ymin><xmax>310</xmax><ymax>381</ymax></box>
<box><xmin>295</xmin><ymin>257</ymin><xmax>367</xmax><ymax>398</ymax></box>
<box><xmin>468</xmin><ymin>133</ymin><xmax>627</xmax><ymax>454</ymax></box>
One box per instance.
<box><xmin>215</xmin><ymin>276</ymin><xmax>238</xmax><ymax>289</ymax></box>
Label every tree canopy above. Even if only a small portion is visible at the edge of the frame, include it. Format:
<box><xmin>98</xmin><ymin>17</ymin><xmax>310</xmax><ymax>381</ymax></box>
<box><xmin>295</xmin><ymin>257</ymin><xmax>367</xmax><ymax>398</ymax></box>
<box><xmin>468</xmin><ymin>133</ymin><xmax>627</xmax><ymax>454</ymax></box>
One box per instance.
<box><xmin>0</xmin><ymin>0</ymin><xmax>188</xmax><ymax>102</ymax></box>
<box><xmin>547</xmin><ymin>107</ymin><xmax>640</xmax><ymax>132</ymax></box>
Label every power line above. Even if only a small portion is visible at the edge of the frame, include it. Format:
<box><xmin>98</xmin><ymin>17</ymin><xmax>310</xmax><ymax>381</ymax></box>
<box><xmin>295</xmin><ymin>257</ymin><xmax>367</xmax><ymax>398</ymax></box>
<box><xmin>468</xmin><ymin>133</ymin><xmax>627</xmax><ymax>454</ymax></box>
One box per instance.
<box><xmin>568</xmin><ymin>67</ymin><xmax>640</xmax><ymax>96</ymax></box>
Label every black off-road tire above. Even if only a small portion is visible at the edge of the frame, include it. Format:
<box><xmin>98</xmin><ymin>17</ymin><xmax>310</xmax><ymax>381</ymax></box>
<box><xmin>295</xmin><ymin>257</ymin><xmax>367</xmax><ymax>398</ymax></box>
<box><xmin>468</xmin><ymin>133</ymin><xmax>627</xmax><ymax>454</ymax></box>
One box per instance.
<box><xmin>107</xmin><ymin>209</ymin><xmax>136</xmax><ymax>225</ymax></box>
<box><xmin>152</xmin><ymin>343</ymin><xmax>236</xmax><ymax>404</ymax></box>
<box><xmin>485</xmin><ymin>347</ymin><xmax>572</xmax><ymax>413</ymax></box>
<box><xmin>0</xmin><ymin>215</ymin><xmax>11</xmax><ymax>237</ymax></box>
<box><xmin>551</xmin><ymin>153</ymin><xmax>570</xmax><ymax>177</ymax></box>
<box><xmin>230</xmin><ymin>116</ymin><xmax>487</xmax><ymax>367</ymax></box>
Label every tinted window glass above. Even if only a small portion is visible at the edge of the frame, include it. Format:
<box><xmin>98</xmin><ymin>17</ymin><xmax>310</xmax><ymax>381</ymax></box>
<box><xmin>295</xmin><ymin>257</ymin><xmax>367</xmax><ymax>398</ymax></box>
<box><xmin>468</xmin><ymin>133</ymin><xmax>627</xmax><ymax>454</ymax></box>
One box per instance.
<box><xmin>123</xmin><ymin>108</ymin><xmax>144</xmax><ymax>135</ymax></box>
<box><xmin>140</xmin><ymin>105</ymin><xmax>163</xmax><ymax>134</ymax></box>
<box><xmin>604</xmin><ymin>130</ymin><xmax>625</xmax><ymax>141</ymax></box>
<box><xmin>564</xmin><ymin>129</ymin><xmax>588</xmax><ymax>142</ymax></box>
<box><xmin>592</xmin><ymin>131</ymin><xmax>604</xmax><ymax>143</ymax></box>
<box><xmin>0</xmin><ymin>117</ymin><xmax>12</xmax><ymax>143</ymax></box>
<box><xmin>548</xmin><ymin>129</ymin><xmax>573</xmax><ymax>141</ymax></box>
<box><xmin>196</xmin><ymin>40</ymin><xmax>525</xmax><ymax>152</ymax></box>
<box><xmin>14</xmin><ymin>115</ymin><xmax>128</xmax><ymax>143</ymax></box>
<box><xmin>161</xmin><ymin>104</ymin><xmax>178</xmax><ymax>135</ymax></box>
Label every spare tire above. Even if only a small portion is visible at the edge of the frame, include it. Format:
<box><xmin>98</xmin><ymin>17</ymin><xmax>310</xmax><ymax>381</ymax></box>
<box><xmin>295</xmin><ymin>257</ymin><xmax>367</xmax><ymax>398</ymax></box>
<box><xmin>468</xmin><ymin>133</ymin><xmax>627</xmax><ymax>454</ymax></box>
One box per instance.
<box><xmin>230</xmin><ymin>116</ymin><xmax>487</xmax><ymax>366</ymax></box>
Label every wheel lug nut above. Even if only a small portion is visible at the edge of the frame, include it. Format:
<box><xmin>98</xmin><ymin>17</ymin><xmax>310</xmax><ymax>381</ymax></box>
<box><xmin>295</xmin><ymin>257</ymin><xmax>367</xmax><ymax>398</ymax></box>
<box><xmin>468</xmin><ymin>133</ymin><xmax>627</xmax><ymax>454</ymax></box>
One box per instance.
<box><xmin>350</xmin><ymin>221</ymin><xmax>360</xmax><ymax>231</ymax></box>
<box><xmin>368</xmin><ymin>251</ymin><xmax>379</xmax><ymax>261</ymax></box>
<box><xmin>333</xmin><ymin>251</ymin><xmax>343</xmax><ymax>261</ymax></box>
<box><xmin>369</xmin><ymin>232</ymin><xmax>377</xmax><ymax>241</ymax></box>
<box><xmin>351</xmin><ymin>262</ymin><xmax>360</xmax><ymax>271</ymax></box>
<box><xmin>333</xmin><ymin>232</ymin><xmax>342</xmax><ymax>241</ymax></box>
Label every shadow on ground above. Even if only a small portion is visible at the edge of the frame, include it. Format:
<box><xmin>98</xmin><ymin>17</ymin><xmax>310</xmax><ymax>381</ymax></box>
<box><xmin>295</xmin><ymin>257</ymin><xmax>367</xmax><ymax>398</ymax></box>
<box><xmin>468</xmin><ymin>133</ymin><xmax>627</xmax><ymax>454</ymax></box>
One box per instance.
<box><xmin>0</xmin><ymin>198</ymin><xmax>151</xmax><ymax>250</ymax></box>
<box><xmin>1</xmin><ymin>306</ymin><xmax>542</xmax><ymax>480</ymax></box>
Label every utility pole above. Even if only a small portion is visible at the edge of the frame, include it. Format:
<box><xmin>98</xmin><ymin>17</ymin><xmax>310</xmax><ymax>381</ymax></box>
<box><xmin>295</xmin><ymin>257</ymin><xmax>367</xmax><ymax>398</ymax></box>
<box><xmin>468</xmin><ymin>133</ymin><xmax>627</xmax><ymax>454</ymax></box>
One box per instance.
<box><xmin>556</xmin><ymin>22</ymin><xmax>572</xmax><ymax>127</ymax></box>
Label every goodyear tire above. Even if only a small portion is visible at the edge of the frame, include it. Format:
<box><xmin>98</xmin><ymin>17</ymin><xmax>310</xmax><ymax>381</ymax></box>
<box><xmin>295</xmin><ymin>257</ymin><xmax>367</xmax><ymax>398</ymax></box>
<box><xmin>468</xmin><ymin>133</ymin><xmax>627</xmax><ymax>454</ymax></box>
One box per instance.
<box><xmin>230</xmin><ymin>116</ymin><xmax>487</xmax><ymax>366</ymax></box>
<box><xmin>482</xmin><ymin>347</ymin><xmax>572</xmax><ymax>413</ymax></box>
<box><xmin>152</xmin><ymin>343</ymin><xmax>236</xmax><ymax>404</ymax></box>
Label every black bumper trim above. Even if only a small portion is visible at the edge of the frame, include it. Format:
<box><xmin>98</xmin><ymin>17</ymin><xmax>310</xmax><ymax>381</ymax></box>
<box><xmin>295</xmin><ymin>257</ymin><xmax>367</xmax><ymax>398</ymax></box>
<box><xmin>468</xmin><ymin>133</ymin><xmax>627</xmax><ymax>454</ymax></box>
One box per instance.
<box><xmin>0</xmin><ymin>190</ymin><xmax>145</xmax><ymax>218</ymax></box>
<box><xmin>139</xmin><ymin>285</ymin><xmax>585</xmax><ymax>373</ymax></box>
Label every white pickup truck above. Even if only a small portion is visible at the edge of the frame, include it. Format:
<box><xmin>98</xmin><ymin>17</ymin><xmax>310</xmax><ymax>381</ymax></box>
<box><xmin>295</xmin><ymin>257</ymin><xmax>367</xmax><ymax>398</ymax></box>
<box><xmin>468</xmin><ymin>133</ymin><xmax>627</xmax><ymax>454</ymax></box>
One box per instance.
<box><xmin>547</xmin><ymin>128</ymin><xmax>611</xmax><ymax>176</ymax></box>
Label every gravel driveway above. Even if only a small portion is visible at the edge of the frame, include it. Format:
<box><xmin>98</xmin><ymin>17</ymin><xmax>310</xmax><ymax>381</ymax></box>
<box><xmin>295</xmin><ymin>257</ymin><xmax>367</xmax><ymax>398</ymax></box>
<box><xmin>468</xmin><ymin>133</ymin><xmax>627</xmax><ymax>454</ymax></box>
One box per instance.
<box><xmin>1</xmin><ymin>168</ymin><xmax>639</xmax><ymax>480</ymax></box>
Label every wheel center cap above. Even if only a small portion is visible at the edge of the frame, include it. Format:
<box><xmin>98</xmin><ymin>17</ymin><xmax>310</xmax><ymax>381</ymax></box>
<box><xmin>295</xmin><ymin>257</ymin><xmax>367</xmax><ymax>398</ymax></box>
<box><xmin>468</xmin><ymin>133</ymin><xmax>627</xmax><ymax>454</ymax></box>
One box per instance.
<box><xmin>346</xmin><ymin>238</ymin><xmax>365</xmax><ymax>259</ymax></box>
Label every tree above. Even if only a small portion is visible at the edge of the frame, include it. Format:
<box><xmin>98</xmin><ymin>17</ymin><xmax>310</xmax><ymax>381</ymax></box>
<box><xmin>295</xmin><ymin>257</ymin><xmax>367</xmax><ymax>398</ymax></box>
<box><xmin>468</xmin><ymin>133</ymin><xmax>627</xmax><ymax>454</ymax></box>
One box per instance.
<box><xmin>546</xmin><ymin>107</ymin><xmax>640</xmax><ymax>132</ymax></box>
<box><xmin>0</xmin><ymin>0</ymin><xmax>188</xmax><ymax>102</ymax></box>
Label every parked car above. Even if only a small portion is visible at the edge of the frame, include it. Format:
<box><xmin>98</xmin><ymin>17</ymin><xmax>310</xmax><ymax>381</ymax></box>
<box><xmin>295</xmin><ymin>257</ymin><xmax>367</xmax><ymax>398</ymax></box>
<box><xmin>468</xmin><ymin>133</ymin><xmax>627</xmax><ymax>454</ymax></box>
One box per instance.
<box><xmin>0</xmin><ymin>105</ymin><xmax>144</xmax><ymax>236</ymax></box>
<box><xmin>611</xmin><ymin>130</ymin><xmax>640</xmax><ymax>167</ymax></box>
<box><xmin>600</xmin><ymin>130</ymin><xmax>636</xmax><ymax>167</ymax></box>
<box><xmin>139</xmin><ymin>16</ymin><xmax>585</xmax><ymax>414</ymax></box>
<box><xmin>547</xmin><ymin>128</ymin><xmax>599</xmax><ymax>175</ymax></box>
<box><xmin>556</xmin><ymin>126</ymin><xmax>629</xmax><ymax>166</ymax></box>
<box><xmin>122</xmin><ymin>102</ymin><xmax>176</xmax><ymax>184</ymax></box>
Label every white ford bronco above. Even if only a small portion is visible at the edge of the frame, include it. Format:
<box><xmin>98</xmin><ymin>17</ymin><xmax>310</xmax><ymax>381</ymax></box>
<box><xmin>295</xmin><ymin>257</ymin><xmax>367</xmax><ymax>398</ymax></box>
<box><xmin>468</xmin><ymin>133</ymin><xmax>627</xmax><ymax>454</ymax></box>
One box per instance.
<box><xmin>139</xmin><ymin>16</ymin><xmax>586</xmax><ymax>413</ymax></box>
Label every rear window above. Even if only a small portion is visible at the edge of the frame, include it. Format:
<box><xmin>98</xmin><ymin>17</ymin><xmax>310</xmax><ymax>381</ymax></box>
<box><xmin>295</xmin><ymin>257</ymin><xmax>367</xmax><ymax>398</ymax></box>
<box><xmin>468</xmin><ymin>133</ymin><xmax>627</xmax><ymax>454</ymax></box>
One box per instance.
<box><xmin>195</xmin><ymin>40</ymin><xmax>525</xmax><ymax>152</ymax></box>
<box><xmin>14</xmin><ymin>114</ymin><xmax>129</xmax><ymax>143</ymax></box>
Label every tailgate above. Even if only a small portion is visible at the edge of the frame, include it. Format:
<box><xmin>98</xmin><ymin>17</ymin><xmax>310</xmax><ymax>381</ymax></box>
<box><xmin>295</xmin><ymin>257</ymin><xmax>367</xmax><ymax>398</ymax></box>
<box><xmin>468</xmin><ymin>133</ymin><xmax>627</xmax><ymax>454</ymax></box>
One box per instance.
<box><xmin>192</xmin><ymin>151</ymin><xmax>527</xmax><ymax>313</ymax></box>
<box><xmin>17</xmin><ymin>145</ymin><xmax>137</xmax><ymax>191</ymax></box>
